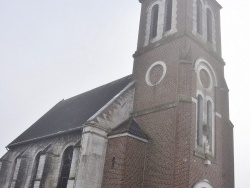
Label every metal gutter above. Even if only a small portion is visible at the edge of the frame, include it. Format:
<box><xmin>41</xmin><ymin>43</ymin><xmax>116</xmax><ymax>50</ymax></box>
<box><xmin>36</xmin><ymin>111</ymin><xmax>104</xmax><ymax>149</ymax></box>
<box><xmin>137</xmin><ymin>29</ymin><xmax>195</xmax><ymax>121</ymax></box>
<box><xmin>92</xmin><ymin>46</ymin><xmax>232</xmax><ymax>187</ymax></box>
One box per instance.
<box><xmin>7</xmin><ymin>126</ymin><xmax>83</xmax><ymax>148</ymax></box>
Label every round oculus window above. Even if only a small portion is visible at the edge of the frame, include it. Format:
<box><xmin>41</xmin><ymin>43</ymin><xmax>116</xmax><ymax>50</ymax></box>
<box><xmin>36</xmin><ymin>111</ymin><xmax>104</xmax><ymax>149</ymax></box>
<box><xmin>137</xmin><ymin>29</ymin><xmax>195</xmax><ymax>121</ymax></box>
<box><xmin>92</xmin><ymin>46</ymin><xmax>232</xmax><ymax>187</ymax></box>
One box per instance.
<box><xmin>145</xmin><ymin>61</ymin><xmax>167</xmax><ymax>86</ymax></box>
<box><xmin>199</xmin><ymin>69</ymin><xmax>211</xmax><ymax>89</ymax></box>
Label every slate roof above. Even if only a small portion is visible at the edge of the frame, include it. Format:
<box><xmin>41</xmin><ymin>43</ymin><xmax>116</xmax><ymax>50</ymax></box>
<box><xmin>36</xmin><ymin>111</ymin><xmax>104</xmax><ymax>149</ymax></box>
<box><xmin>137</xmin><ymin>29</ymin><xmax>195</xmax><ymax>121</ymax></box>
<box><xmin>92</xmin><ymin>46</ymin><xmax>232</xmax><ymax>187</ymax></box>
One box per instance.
<box><xmin>8</xmin><ymin>75</ymin><xmax>133</xmax><ymax>147</ymax></box>
<box><xmin>108</xmin><ymin>118</ymin><xmax>149</xmax><ymax>140</ymax></box>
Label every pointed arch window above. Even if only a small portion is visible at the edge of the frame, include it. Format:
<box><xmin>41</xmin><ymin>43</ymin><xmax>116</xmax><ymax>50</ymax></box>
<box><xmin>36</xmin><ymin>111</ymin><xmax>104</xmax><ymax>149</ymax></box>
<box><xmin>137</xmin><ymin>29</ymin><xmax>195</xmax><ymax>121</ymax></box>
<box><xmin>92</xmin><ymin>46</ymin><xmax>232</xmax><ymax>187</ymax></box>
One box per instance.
<box><xmin>10</xmin><ymin>157</ymin><xmax>22</xmax><ymax>188</ymax></box>
<box><xmin>30</xmin><ymin>152</ymin><xmax>46</xmax><ymax>188</ymax></box>
<box><xmin>58</xmin><ymin>146</ymin><xmax>73</xmax><ymax>188</ymax></box>
<box><xmin>165</xmin><ymin>0</ymin><xmax>172</xmax><ymax>32</ymax></box>
<box><xmin>151</xmin><ymin>4</ymin><xmax>159</xmax><ymax>39</ymax></box>
<box><xmin>197</xmin><ymin>95</ymin><xmax>203</xmax><ymax>147</ymax></box>
<box><xmin>31</xmin><ymin>152</ymin><xmax>41</xmax><ymax>187</ymax></box>
<box><xmin>207</xmin><ymin>9</ymin><xmax>213</xmax><ymax>42</ymax></box>
<box><xmin>197</xmin><ymin>0</ymin><xmax>203</xmax><ymax>35</ymax></box>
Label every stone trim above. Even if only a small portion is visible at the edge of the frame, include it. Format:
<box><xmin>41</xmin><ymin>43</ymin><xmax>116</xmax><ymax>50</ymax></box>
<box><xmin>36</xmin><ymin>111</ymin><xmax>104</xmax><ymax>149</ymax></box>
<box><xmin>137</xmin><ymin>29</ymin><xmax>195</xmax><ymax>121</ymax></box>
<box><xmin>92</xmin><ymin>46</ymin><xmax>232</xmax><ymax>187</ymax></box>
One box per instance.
<box><xmin>193</xmin><ymin>179</ymin><xmax>213</xmax><ymax>188</ymax></box>
<box><xmin>33</xmin><ymin>181</ymin><xmax>41</xmax><ymax>188</ymax></box>
<box><xmin>133</xmin><ymin>102</ymin><xmax>177</xmax><ymax>117</ymax></box>
<box><xmin>215</xmin><ymin>112</ymin><xmax>222</xmax><ymax>118</ymax></box>
<box><xmin>8</xmin><ymin>127</ymin><xmax>83</xmax><ymax>148</ymax></box>
<box><xmin>204</xmin><ymin>4</ymin><xmax>216</xmax><ymax>51</ymax></box>
<box><xmin>88</xmin><ymin>81</ymin><xmax>135</xmax><ymax>122</ymax></box>
<box><xmin>194</xmin><ymin>58</ymin><xmax>217</xmax><ymax>87</ymax></box>
<box><xmin>194</xmin><ymin>149</ymin><xmax>214</xmax><ymax>161</ymax></box>
<box><xmin>194</xmin><ymin>59</ymin><xmax>218</xmax><ymax>157</ymax></box>
<box><xmin>192</xmin><ymin>97</ymin><xmax>197</xmax><ymax>103</ymax></box>
<box><xmin>36</xmin><ymin>154</ymin><xmax>46</xmax><ymax>180</ymax></box>
<box><xmin>163</xmin><ymin>0</ymin><xmax>178</xmax><ymax>37</ymax></box>
<box><xmin>228</xmin><ymin>121</ymin><xmax>234</xmax><ymax>128</ymax></box>
<box><xmin>108</xmin><ymin>133</ymin><xmax>148</xmax><ymax>143</ymax></box>
<box><xmin>75</xmin><ymin>125</ymin><xmax>108</xmax><ymax>188</ymax></box>
<box><xmin>87</xmin><ymin>88</ymin><xmax>135</xmax><ymax>131</ymax></box>
<box><xmin>10</xmin><ymin>157</ymin><xmax>22</xmax><ymax>188</ymax></box>
<box><xmin>195</xmin><ymin>90</ymin><xmax>215</xmax><ymax>156</ymax></box>
<box><xmin>145</xmin><ymin>61</ymin><xmax>167</xmax><ymax>86</ymax></box>
<box><xmin>10</xmin><ymin>181</ymin><xmax>16</xmax><ymax>188</ymax></box>
<box><xmin>144</xmin><ymin>0</ymin><xmax>164</xmax><ymax>46</ymax></box>
<box><xmin>178</xmin><ymin>95</ymin><xmax>193</xmax><ymax>103</ymax></box>
<box><xmin>144</xmin><ymin>0</ymin><xmax>178</xmax><ymax>47</ymax></box>
<box><xmin>192</xmin><ymin>0</ymin><xmax>216</xmax><ymax>51</ymax></box>
<box><xmin>134</xmin><ymin>32</ymin><xmax>224</xmax><ymax>64</ymax></box>
<box><xmin>12</xmin><ymin>158</ymin><xmax>21</xmax><ymax>180</ymax></box>
<box><xmin>192</xmin><ymin>0</ymin><xmax>205</xmax><ymax>38</ymax></box>
<box><xmin>69</xmin><ymin>147</ymin><xmax>80</xmax><ymax>179</ymax></box>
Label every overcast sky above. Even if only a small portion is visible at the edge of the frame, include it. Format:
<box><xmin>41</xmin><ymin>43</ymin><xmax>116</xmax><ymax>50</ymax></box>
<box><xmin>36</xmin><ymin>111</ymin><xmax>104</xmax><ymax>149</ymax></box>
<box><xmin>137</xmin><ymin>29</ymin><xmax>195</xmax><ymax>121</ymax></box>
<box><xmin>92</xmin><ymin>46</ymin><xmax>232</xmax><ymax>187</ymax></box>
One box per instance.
<box><xmin>0</xmin><ymin>0</ymin><xmax>249</xmax><ymax>187</ymax></box>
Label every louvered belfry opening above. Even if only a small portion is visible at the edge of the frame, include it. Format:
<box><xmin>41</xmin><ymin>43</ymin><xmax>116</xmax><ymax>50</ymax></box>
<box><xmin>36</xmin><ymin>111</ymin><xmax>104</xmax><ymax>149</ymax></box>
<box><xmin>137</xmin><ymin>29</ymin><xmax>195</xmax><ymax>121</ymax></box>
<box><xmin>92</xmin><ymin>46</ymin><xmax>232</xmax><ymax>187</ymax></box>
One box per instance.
<box><xmin>165</xmin><ymin>0</ymin><xmax>172</xmax><ymax>31</ymax></box>
<box><xmin>151</xmin><ymin>4</ymin><xmax>159</xmax><ymax>38</ymax></box>
<box><xmin>207</xmin><ymin>9</ymin><xmax>213</xmax><ymax>42</ymax></box>
<box><xmin>197</xmin><ymin>0</ymin><xmax>203</xmax><ymax>35</ymax></box>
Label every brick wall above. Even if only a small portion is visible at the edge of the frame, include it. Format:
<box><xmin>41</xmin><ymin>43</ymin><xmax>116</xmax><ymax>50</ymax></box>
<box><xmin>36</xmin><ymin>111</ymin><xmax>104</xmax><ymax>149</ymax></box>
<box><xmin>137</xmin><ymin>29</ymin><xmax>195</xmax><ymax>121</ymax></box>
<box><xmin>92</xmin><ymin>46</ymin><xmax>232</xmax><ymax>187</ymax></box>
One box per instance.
<box><xmin>102</xmin><ymin>136</ymin><xmax>147</xmax><ymax>188</ymax></box>
<box><xmin>133</xmin><ymin>20</ymin><xmax>233</xmax><ymax>186</ymax></box>
<box><xmin>135</xmin><ymin>109</ymin><xmax>176</xmax><ymax>188</ymax></box>
<box><xmin>102</xmin><ymin>136</ymin><xmax>127</xmax><ymax>188</ymax></box>
<box><xmin>222</xmin><ymin>122</ymin><xmax>234</xmax><ymax>188</ymax></box>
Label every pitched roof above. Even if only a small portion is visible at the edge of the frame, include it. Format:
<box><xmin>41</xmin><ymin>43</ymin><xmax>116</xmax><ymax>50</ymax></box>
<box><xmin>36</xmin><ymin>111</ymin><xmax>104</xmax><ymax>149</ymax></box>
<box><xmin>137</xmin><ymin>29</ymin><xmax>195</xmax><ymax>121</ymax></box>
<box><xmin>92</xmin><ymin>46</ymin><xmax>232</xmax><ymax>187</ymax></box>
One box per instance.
<box><xmin>8</xmin><ymin>75</ymin><xmax>133</xmax><ymax>148</ymax></box>
<box><xmin>108</xmin><ymin>118</ymin><xmax>149</xmax><ymax>140</ymax></box>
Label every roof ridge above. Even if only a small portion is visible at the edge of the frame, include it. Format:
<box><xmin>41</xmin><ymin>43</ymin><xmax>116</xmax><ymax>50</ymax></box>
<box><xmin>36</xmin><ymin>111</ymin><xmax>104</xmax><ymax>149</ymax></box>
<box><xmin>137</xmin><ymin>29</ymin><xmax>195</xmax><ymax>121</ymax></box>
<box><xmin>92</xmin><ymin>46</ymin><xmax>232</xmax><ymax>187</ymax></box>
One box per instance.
<box><xmin>64</xmin><ymin>74</ymin><xmax>132</xmax><ymax>102</ymax></box>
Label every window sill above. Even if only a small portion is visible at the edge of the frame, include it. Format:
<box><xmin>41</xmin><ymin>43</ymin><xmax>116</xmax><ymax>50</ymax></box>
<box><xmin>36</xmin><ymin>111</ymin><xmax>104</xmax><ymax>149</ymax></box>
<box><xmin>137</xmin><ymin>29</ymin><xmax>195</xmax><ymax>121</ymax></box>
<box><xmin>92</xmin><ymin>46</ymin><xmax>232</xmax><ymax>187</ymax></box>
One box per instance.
<box><xmin>194</xmin><ymin>149</ymin><xmax>215</xmax><ymax>163</ymax></box>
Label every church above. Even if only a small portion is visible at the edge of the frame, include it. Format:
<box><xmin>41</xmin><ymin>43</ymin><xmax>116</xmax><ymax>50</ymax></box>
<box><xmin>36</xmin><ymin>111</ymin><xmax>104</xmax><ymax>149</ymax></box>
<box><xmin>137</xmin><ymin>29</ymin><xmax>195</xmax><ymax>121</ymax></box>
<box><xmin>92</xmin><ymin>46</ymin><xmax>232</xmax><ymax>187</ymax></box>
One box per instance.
<box><xmin>0</xmin><ymin>0</ymin><xmax>234</xmax><ymax>187</ymax></box>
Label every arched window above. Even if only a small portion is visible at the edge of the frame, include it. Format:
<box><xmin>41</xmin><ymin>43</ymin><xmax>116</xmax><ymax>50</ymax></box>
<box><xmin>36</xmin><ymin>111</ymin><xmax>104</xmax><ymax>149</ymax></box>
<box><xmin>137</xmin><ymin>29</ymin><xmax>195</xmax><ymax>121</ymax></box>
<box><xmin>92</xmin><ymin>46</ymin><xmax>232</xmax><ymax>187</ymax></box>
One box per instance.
<box><xmin>58</xmin><ymin>146</ymin><xmax>73</xmax><ymax>188</ymax></box>
<box><xmin>30</xmin><ymin>152</ymin><xmax>41</xmax><ymax>187</ymax></box>
<box><xmin>30</xmin><ymin>152</ymin><xmax>46</xmax><ymax>188</ymax></box>
<box><xmin>151</xmin><ymin>4</ymin><xmax>159</xmax><ymax>39</ymax></box>
<box><xmin>207</xmin><ymin>101</ymin><xmax>213</xmax><ymax>150</ymax></box>
<box><xmin>195</xmin><ymin>59</ymin><xmax>217</xmax><ymax>156</ymax></box>
<box><xmin>10</xmin><ymin>157</ymin><xmax>22</xmax><ymax>187</ymax></box>
<box><xmin>207</xmin><ymin>9</ymin><xmax>213</xmax><ymax>42</ymax></box>
<box><xmin>197</xmin><ymin>0</ymin><xmax>203</xmax><ymax>35</ymax></box>
<box><xmin>197</xmin><ymin>95</ymin><xmax>203</xmax><ymax>146</ymax></box>
<box><xmin>165</xmin><ymin>0</ymin><xmax>172</xmax><ymax>32</ymax></box>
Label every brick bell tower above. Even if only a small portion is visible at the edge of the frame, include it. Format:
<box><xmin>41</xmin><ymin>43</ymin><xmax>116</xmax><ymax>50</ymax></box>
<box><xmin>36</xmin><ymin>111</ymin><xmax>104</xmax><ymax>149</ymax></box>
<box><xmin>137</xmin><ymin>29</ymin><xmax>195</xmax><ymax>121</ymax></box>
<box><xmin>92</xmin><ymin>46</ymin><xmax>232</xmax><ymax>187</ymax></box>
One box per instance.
<box><xmin>131</xmin><ymin>0</ymin><xmax>234</xmax><ymax>187</ymax></box>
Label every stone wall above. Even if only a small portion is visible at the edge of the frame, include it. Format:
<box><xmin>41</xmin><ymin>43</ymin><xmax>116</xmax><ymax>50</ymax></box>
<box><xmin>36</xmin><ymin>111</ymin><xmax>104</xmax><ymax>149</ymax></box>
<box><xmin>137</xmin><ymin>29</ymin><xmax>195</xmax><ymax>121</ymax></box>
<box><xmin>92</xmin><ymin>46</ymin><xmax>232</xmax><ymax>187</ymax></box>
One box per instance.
<box><xmin>0</xmin><ymin>132</ymin><xmax>81</xmax><ymax>188</ymax></box>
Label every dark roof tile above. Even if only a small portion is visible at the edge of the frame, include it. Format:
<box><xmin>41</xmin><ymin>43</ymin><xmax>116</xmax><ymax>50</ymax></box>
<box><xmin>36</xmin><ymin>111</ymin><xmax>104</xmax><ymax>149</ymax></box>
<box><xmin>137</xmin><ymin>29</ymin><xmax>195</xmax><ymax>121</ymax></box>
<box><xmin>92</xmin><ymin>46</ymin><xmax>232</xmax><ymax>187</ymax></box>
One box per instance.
<box><xmin>108</xmin><ymin>118</ymin><xmax>149</xmax><ymax>140</ymax></box>
<box><xmin>8</xmin><ymin>75</ymin><xmax>132</xmax><ymax>147</ymax></box>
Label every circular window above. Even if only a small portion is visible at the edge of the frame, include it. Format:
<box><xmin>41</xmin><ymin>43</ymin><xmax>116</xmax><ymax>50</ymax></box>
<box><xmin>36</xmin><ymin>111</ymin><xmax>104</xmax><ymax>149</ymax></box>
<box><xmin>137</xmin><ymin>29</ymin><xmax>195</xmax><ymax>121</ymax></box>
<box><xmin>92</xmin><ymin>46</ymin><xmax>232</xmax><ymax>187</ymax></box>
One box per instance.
<box><xmin>145</xmin><ymin>61</ymin><xmax>167</xmax><ymax>86</ymax></box>
<box><xmin>199</xmin><ymin>69</ymin><xmax>211</xmax><ymax>88</ymax></box>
